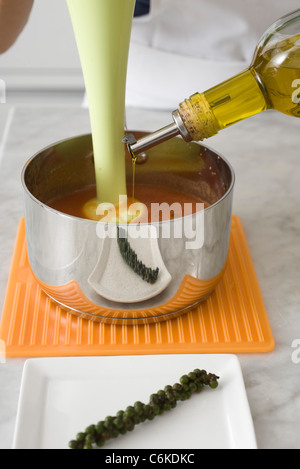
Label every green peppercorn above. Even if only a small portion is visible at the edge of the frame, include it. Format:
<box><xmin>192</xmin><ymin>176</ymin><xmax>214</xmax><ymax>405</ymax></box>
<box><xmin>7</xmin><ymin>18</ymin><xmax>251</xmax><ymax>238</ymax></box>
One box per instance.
<box><xmin>150</xmin><ymin>393</ymin><xmax>160</xmax><ymax>405</ymax></box>
<box><xmin>95</xmin><ymin>437</ymin><xmax>105</xmax><ymax>447</ymax></box>
<box><xmin>76</xmin><ymin>432</ymin><xmax>86</xmax><ymax>442</ymax></box>
<box><xmin>83</xmin><ymin>443</ymin><xmax>92</xmax><ymax>450</ymax></box>
<box><xmin>85</xmin><ymin>434</ymin><xmax>94</xmax><ymax>444</ymax></box>
<box><xmin>209</xmin><ymin>380</ymin><xmax>219</xmax><ymax>389</ymax></box>
<box><xmin>69</xmin><ymin>440</ymin><xmax>78</xmax><ymax>449</ymax></box>
<box><xmin>85</xmin><ymin>424</ymin><xmax>96</xmax><ymax>436</ymax></box>
<box><xmin>133</xmin><ymin>413</ymin><xmax>141</xmax><ymax>424</ymax></box>
<box><xmin>180</xmin><ymin>375</ymin><xmax>189</xmax><ymax>385</ymax></box>
<box><xmin>134</xmin><ymin>400</ymin><xmax>143</xmax><ymax>408</ymax></box>
<box><xmin>113</xmin><ymin>417</ymin><xmax>124</xmax><ymax>430</ymax></box>
<box><xmin>96</xmin><ymin>421</ymin><xmax>104</xmax><ymax>433</ymax></box>
<box><xmin>163</xmin><ymin>402</ymin><xmax>172</xmax><ymax>411</ymax></box>
<box><xmin>151</xmin><ymin>403</ymin><xmax>160</xmax><ymax>415</ymax></box>
<box><xmin>182</xmin><ymin>383</ymin><xmax>190</xmax><ymax>392</ymax></box>
<box><xmin>196</xmin><ymin>382</ymin><xmax>204</xmax><ymax>392</ymax></box>
<box><xmin>103</xmin><ymin>417</ymin><xmax>114</xmax><ymax>431</ymax></box>
<box><xmin>173</xmin><ymin>383</ymin><xmax>183</xmax><ymax>393</ymax></box>
<box><xmin>101</xmin><ymin>430</ymin><xmax>111</xmax><ymax>441</ymax></box>
<box><xmin>125</xmin><ymin>420</ymin><xmax>135</xmax><ymax>432</ymax></box>
<box><xmin>110</xmin><ymin>428</ymin><xmax>120</xmax><ymax>438</ymax></box>
<box><xmin>166</xmin><ymin>392</ymin><xmax>176</xmax><ymax>402</ymax></box>
<box><xmin>188</xmin><ymin>372</ymin><xmax>197</xmax><ymax>381</ymax></box>
<box><xmin>134</xmin><ymin>401</ymin><xmax>144</xmax><ymax>416</ymax></box>
<box><xmin>125</xmin><ymin>406</ymin><xmax>135</xmax><ymax>418</ymax></box>
<box><xmin>164</xmin><ymin>385</ymin><xmax>173</xmax><ymax>393</ymax></box>
<box><xmin>146</xmin><ymin>408</ymin><xmax>155</xmax><ymax>420</ymax></box>
<box><xmin>188</xmin><ymin>382</ymin><xmax>197</xmax><ymax>392</ymax></box>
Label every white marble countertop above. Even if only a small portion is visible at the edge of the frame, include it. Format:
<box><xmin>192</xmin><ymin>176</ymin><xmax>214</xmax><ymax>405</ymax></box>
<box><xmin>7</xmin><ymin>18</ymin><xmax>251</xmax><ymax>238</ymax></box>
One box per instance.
<box><xmin>0</xmin><ymin>99</ymin><xmax>299</xmax><ymax>449</ymax></box>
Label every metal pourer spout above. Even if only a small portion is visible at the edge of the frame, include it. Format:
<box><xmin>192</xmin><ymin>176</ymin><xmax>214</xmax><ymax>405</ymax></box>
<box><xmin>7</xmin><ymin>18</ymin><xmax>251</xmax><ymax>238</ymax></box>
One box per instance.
<box><xmin>122</xmin><ymin>110</ymin><xmax>191</xmax><ymax>157</ymax></box>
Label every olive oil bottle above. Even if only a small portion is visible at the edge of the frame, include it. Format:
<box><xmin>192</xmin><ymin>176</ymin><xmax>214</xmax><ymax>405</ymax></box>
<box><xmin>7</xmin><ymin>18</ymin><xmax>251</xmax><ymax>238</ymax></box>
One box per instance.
<box><xmin>127</xmin><ymin>9</ymin><xmax>300</xmax><ymax>155</ymax></box>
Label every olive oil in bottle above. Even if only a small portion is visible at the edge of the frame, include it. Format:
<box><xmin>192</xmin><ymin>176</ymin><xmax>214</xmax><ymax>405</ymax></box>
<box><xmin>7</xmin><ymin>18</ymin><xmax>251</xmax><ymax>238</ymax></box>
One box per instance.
<box><xmin>127</xmin><ymin>9</ymin><xmax>300</xmax><ymax>155</ymax></box>
<box><xmin>178</xmin><ymin>30</ymin><xmax>300</xmax><ymax>141</ymax></box>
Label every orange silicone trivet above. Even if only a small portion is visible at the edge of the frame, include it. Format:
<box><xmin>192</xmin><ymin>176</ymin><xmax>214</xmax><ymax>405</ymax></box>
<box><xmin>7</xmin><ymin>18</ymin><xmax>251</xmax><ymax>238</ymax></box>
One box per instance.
<box><xmin>0</xmin><ymin>216</ymin><xmax>274</xmax><ymax>357</ymax></box>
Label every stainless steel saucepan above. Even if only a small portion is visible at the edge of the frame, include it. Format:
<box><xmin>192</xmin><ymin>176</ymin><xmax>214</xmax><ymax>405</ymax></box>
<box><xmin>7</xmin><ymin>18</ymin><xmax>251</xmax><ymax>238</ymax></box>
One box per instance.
<box><xmin>22</xmin><ymin>133</ymin><xmax>234</xmax><ymax>325</ymax></box>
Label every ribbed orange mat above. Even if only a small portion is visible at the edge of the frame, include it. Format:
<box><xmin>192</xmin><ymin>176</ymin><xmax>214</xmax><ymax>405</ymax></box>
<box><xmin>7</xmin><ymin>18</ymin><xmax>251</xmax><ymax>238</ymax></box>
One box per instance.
<box><xmin>0</xmin><ymin>216</ymin><xmax>274</xmax><ymax>357</ymax></box>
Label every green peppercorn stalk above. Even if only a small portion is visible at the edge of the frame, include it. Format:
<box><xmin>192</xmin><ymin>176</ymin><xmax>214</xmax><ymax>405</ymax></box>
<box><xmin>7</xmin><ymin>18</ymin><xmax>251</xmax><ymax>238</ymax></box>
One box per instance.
<box><xmin>117</xmin><ymin>227</ymin><xmax>160</xmax><ymax>284</ymax></box>
<box><xmin>69</xmin><ymin>369</ymin><xmax>219</xmax><ymax>450</ymax></box>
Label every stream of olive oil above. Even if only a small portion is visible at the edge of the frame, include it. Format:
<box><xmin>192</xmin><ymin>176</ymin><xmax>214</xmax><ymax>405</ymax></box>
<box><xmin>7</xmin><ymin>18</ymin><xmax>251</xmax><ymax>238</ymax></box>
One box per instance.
<box><xmin>131</xmin><ymin>155</ymin><xmax>137</xmax><ymax>201</ymax></box>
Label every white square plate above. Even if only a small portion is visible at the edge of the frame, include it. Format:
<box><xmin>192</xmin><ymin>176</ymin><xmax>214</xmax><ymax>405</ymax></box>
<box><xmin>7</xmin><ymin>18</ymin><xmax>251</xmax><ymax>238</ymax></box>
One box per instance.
<box><xmin>12</xmin><ymin>354</ymin><xmax>257</xmax><ymax>449</ymax></box>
